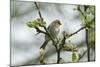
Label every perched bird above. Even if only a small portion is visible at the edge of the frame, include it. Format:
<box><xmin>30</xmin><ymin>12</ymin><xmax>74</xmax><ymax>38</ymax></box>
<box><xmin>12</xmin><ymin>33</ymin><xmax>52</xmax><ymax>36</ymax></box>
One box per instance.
<box><xmin>40</xmin><ymin>19</ymin><xmax>61</xmax><ymax>49</ymax></box>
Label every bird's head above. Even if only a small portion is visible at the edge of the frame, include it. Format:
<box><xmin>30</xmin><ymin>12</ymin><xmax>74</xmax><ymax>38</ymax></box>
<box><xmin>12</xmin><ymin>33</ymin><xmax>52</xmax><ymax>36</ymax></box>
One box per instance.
<box><xmin>51</xmin><ymin>19</ymin><xmax>61</xmax><ymax>28</ymax></box>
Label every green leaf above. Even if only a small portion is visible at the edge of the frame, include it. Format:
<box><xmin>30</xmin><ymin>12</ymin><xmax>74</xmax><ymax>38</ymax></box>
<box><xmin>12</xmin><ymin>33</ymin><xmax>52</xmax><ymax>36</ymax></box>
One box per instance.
<box><xmin>26</xmin><ymin>20</ymin><xmax>39</xmax><ymax>28</ymax></box>
<box><xmin>33</xmin><ymin>20</ymin><xmax>39</xmax><ymax>28</ymax></box>
<box><xmin>72</xmin><ymin>52</ymin><xmax>77</xmax><ymax>62</ymax></box>
<box><xmin>36</xmin><ymin>18</ymin><xmax>46</xmax><ymax>27</ymax></box>
<box><xmin>26</xmin><ymin>21</ymin><xmax>34</xmax><ymax>28</ymax></box>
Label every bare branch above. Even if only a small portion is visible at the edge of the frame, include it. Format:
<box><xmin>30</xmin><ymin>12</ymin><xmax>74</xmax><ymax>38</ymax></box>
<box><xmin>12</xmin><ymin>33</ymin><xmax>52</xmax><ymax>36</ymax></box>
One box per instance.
<box><xmin>68</xmin><ymin>26</ymin><xmax>85</xmax><ymax>38</ymax></box>
<box><xmin>78</xmin><ymin>49</ymin><xmax>87</xmax><ymax>61</ymax></box>
<box><xmin>35</xmin><ymin>27</ymin><xmax>47</xmax><ymax>35</ymax></box>
<box><xmin>34</xmin><ymin>2</ymin><xmax>43</xmax><ymax>21</ymax></box>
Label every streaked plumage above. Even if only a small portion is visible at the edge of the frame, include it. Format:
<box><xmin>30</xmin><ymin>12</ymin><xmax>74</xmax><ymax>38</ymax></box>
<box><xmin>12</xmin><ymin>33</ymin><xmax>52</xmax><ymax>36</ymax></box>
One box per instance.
<box><xmin>40</xmin><ymin>19</ymin><xmax>61</xmax><ymax>49</ymax></box>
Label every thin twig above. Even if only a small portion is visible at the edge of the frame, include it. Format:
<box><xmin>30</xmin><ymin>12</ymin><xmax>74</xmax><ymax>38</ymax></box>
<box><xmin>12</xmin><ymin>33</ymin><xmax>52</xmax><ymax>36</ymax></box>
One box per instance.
<box><xmin>57</xmin><ymin>33</ymin><xmax>66</xmax><ymax>63</ymax></box>
<box><xmin>35</xmin><ymin>27</ymin><xmax>47</xmax><ymax>34</ymax></box>
<box><xmin>68</xmin><ymin>26</ymin><xmax>85</xmax><ymax>38</ymax></box>
<box><xmin>34</xmin><ymin>2</ymin><xmax>43</xmax><ymax>21</ymax></box>
<box><xmin>78</xmin><ymin>49</ymin><xmax>87</xmax><ymax>61</ymax></box>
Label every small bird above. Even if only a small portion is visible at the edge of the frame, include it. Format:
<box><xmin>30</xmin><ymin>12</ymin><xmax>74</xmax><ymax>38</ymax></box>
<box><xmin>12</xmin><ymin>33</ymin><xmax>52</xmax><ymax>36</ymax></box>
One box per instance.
<box><xmin>40</xmin><ymin>19</ymin><xmax>61</xmax><ymax>49</ymax></box>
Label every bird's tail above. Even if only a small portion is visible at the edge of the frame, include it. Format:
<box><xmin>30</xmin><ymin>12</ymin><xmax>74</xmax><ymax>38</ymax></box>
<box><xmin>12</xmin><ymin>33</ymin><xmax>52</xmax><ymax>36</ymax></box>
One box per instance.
<box><xmin>40</xmin><ymin>40</ymin><xmax>49</xmax><ymax>49</ymax></box>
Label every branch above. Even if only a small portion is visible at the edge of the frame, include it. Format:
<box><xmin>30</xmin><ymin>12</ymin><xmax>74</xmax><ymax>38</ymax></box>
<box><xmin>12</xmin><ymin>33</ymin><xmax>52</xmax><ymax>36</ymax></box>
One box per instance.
<box><xmin>34</xmin><ymin>2</ymin><xmax>43</xmax><ymax>21</ymax></box>
<box><xmin>86</xmin><ymin>29</ymin><xmax>90</xmax><ymax>61</ymax></box>
<box><xmin>78</xmin><ymin>49</ymin><xmax>87</xmax><ymax>61</ymax></box>
<box><xmin>77</xmin><ymin>6</ymin><xmax>85</xmax><ymax>17</ymax></box>
<box><xmin>35</xmin><ymin>27</ymin><xmax>47</xmax><ymax>35</ymax></box>
<box><xmin>57</xmin><ymin>32</ymin><xmax>66</xmax><ymax>63</ymax></box>
<box><xmin>68</xmin><ymin>26</ymin><xmax>86</xmax><ymax>38</ymax></box>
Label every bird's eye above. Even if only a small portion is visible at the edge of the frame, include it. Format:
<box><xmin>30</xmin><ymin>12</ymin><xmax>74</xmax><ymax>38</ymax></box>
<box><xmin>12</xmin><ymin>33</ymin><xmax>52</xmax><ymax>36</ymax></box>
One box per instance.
<box><xmin>58</xmin><ymin>22</ymin><xmax>61</xmax><ymax>25</ymax></box>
